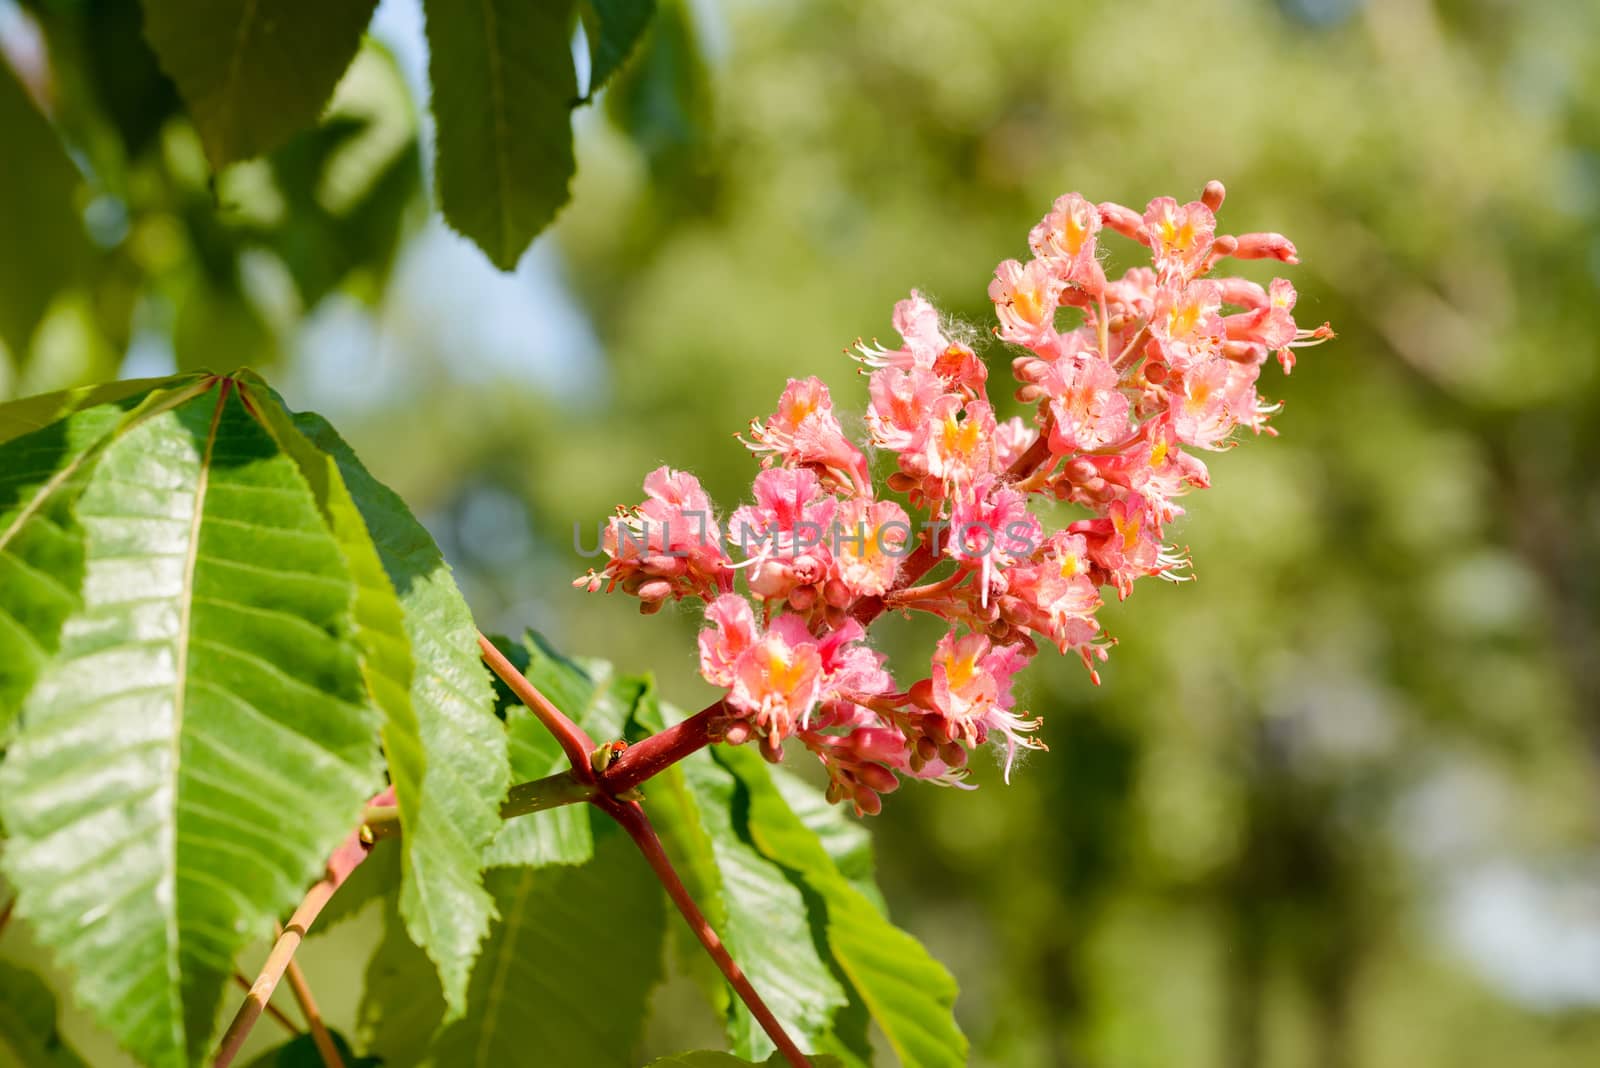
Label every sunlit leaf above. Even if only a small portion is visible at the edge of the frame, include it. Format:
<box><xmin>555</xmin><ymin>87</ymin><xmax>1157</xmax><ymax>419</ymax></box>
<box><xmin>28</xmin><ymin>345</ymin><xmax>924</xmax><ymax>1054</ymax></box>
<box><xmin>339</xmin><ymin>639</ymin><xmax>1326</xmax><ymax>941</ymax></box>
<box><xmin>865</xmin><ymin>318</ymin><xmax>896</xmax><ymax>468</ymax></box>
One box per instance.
<box><xmin>428</xmin><ymin>824</ymin><xmax>666</xmax><ymax>1066</ymax></box>
<box><xmin>719</xmin><ymin>747</ymin><xmax>968</xmax><ymax>1068</ymax></box>
<box><xmin>632</xmin><ymin>700</ymin><xmax>848</xmax><ymax>1060</ymax></box>
<box><xmin>284</xmin><ymin>405</ymin><xmax>508</xmax><ymax>1018</ymax></box>
<box><xmin>0</xmin><ymin>379</ymin><xmax>196</xmax><ymax>736</ymax></box>
<box><xmin>0</xmin><ymin>379</ymin><xmax>386</xmax><ymax>1066</ymax></box>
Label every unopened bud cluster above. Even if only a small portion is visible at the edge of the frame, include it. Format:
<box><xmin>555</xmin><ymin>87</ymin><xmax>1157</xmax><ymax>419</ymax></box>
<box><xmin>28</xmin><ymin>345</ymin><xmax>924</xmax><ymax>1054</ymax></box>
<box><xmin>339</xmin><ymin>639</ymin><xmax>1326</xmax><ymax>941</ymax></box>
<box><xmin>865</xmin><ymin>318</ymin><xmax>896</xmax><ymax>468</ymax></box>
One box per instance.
<box><xmin>577</xmin><ymin>182</ymin><xmax>1331</xmax><ymax>814</ymax></box>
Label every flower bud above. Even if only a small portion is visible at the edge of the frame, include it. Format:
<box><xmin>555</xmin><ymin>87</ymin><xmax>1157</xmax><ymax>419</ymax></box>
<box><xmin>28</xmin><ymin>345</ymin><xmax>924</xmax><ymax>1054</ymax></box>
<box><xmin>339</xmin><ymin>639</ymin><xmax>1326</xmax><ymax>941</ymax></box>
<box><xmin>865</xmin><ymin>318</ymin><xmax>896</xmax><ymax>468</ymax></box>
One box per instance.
<box><xmin>938</xmin><ymin>741</ymin><xmax>968</xmax><ymax>769</ymax></box>
<box><xmin>787</xmin><ymin>584</ymin><xmax>818</xmax><ymax>612</ymax></box>
<box><xmin>856</xmin><ymin>762</ymin><xmax>900</xmax><ymax>794</ymax></box>
<box><xmin>1201</xmin><ymin>180</ymin><xmax>1226</xmax><ymax>212</ymax></box>
<box><xmin>761</xmin><ymin>731</ymin><xmax>785</xmax><ymax>763</ymax></box>
<box><xmin>723</xmin><ymin>720</ymin><xmax>751</xmax><ymax>745</ymax></box>
<box><xmin>853</xmin><ymin>786</ymin><xmax>883</xmax><ymax>816</ymax></box>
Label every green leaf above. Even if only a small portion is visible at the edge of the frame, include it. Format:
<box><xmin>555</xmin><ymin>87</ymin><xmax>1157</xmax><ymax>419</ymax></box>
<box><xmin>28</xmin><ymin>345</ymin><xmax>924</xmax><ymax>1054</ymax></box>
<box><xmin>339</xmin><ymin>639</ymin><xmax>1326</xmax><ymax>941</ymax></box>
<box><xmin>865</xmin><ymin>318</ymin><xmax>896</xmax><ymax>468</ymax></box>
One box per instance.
<box><xmin>0</xmin><ymin>379</ymin><xmax>194</xmax><ymax>737</ymax></box>
<box><xmin>0</xmin><ymin>960</ymin><xmax>91</xmax><ymax>1067</ymax></box>
<box><xmin>718</xmin><ymin>747</ymin><xmax>969</xmax><ymax>1068</ymax></box>
<box><xmin>581</xmin><ymin>0</ymin><xmax>655</xmax><ymax>96</ymax></box>
<box><xmin>0</xmin><ymin>380</ymin><xmax>385</xmax><ymax>1067</ymax></box>
<box><xmin>240</xmin><ymin>1030</ymin><xmax>379</xmax><ymax>1068</ymax></box>
<box><xmin>142</xmin><ymin>0</ymin><xmax>379</xmax><ymax>167</ymax></box>
<box><xmin>283</xmin><ymin>405</ymin><xmax>508</xmax><ymax>1018</ymax></box>
<box><xmin>632</xmin><ymin>701</ymin><xmax>847</xmax><ymax>1060</ymax></box>
<box><xmin>422</xmin><ymin>0</ymin><xmax>578</xmax><ymax>269</ymax></box>
<box><xmin>0</xmin><ymin>59</ymin><xmax>91</xmax><ymax>359</ymax></box>
<box><xmin>485</xmin><ymin>633</ymin><xmax>642</xmax><ymax>869</ymax></box>
<box><xmin>428</xmin><ymin>823</ymin><xmax>666</xmax><ymax>1066</ymax></box>
<box><xmin>0</xmin><ymin>376</ymin><xmax>203</xmax><ymax>448</ymax></box>
<box><xmin>358</xmin><ymin>896</ymin><xmax>447</xmax><ymax>1067</ymax></box>
<box><xmin>642</xmin><ymin>1053</ymin><xmax>844</xmax><ymax>1068</ymax></box>
<box><xmin>768</xmin><ymin>766</ymin><xmax>885</xmax><ymax>915</ymax></box>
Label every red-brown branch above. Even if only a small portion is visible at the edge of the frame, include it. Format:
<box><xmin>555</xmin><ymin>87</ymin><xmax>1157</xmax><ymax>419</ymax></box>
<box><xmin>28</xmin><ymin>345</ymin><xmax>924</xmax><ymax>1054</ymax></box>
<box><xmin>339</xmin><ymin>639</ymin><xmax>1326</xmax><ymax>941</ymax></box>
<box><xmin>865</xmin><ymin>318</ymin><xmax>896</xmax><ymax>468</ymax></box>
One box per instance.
<box><xmin>231</xmin><ymin>973</ymin><xmax>300</xmax><ymax>1036</ymax></box>
<box><xmin>213</xmin><ymin>788</ymin><xmax>391</xmax><ymax>1067</ymax></box>
<box><xmin>479</xmin><ymin>632</ymin><xmax>597</xmax><ymax>782</ymax></box>
<box><xmin>283</xmin><ymin>949</ymin><xmax>344</xmax><ymax>1068</ymax></box>
<box><xmin>595</xmin><ymin>796</ymin><xmax>811</xmax><ymax>1068</ymax></box>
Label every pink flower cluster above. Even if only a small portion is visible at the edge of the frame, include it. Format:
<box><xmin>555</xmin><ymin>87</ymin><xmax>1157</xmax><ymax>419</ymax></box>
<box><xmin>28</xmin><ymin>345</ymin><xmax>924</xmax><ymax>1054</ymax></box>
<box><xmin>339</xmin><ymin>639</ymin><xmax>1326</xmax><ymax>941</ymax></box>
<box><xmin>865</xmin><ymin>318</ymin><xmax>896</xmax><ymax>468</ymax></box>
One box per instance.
<box><xmin>577</xmin><ymin>181</ymin><xmax>1331</xmax><ymax>815</ymax></box>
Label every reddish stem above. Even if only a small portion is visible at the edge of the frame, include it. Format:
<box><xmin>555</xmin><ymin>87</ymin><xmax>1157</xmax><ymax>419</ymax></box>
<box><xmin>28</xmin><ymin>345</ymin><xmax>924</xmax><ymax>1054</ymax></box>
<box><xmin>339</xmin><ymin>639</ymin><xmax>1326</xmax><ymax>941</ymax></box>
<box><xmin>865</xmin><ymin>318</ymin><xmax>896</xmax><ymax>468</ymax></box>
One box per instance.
<box><xmin>479</xmin><ymin>632</ymin><xmax>597</xmax><ymax>783</ymax></box>
<box><xmin>602</xmin><ymin>701</ymin><xmax>724</xmax><ymax>794</ymax></box>
<box><xmin>283</xmin><ymin>950</ymin><xmax>344</xmax><ymax>1068</ymax></box>
<box><xmin>595</xmin><ymin>796</ymin><xmax>811</xmax><ymax>1068</ymax></box>
<box><xmin>213</xmin><ymin>788</ymin><xmax>392</xmax><ymax>1068</ymax></box>
<box><xmin>231</xmin><ymin>973</ymin><xmax>301</xmax><ymax>1036</ymax></box>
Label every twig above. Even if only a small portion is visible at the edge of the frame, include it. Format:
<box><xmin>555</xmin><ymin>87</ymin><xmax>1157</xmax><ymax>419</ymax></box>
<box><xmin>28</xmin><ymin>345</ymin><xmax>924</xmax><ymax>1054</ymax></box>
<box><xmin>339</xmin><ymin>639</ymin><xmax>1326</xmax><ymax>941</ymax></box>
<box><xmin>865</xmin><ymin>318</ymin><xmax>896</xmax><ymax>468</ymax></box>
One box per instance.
<box><xmin>0</xmin><ymin>897</ymin><xmax>14</xmax><ymax>939</ymax></box>
<box><xmin>596</xmin><ymin>796</ymin><xmax>811</xmax><ymax>1068</ymax></box>
<box><xmin>478</xmin><ymin>633</ymin><xmax>597</xmax><ymax>781</ymax></box>
<box><xmin>282</xmin><ymin>949</ymin><xmax>344</xmax><ymax>1068</ymax></box>
<box><xmin>213</xmin><ymin>788</ymin><xmax>389</xmax><ymax>1067</ymax></box>
<box><xmin>231</xmin><ymin>973</ymin><xmax>300</xmax><ymax>1036</ymax></box>
<box><xmin>361</xmin><ymin>767</ymin><xmax>594</xmax><ymax>846</ymax></box>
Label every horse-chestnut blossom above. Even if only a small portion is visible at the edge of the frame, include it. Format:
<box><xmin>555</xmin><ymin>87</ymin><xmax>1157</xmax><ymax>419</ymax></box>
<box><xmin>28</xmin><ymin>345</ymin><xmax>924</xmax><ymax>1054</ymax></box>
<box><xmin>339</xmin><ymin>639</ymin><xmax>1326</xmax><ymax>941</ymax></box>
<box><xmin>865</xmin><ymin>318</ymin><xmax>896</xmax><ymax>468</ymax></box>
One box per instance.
<box><xmin>577</xmin><ymin>181</ymin><xmax>1333</xmax><ymax>815</ymax></box>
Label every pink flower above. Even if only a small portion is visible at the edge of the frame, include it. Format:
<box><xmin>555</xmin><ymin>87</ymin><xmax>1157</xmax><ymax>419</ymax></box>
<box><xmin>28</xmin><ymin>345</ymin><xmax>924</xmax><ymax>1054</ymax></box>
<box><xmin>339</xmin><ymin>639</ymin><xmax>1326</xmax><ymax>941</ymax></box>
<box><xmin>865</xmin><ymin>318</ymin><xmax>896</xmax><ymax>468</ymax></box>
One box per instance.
<box><xmin>698</xmin><ymin>594</ymin><xmax>758</xmax><ymax>686</ymax></box>
<box><xmin>922</xmin><ymin>396</ymin><xmax>998</xmax><ymax>491</ymax></box>
<box><xmin>947</xmin><ymin>482</ymin><xmax>1041</xmax><ymax>598</ymax></box>
<box><xmin>866</xmin><ymin>367</ymin><xmax>947</xmax><ymax>452</ymax></box>
<box><xmin>831</xmin><ymin>497</ymin><xmax>910</xmax><ymax>598</ymax></box>
<box><xmin>999</xmin><ymin>532</ymin><xmax>1109</xmax><ymax>679</ymax></box>
<box><xmin>815</xmin><ymin>618</ymin><xmax>895</xmax><ymax>701</ymax></box>
<box><xmin>926</xmin><ymin>631</ymin><xmax>1045</xmax><ymax>782</ymax></box>
<box><xmin>993</xmin><ymin>416</ymin><xmax>1039</xmax><ymax>471</ymax></box>
<box><xmin>729</xmin><ymin>468</ymin><xmax>837</xmax><ymax>604</ymax></box>
<box><xmin>1031</xmin><ymin>193</ymin><xmax>1102</xmax><ymax>270</ymax></box>
<box><xmin>728</xmin><ymin>613</ymin><xmax>826</xmax><ymax>737</ymax></box>
<box><xmin>587</xmin><ymin>180</ymin><xmax>1330</xmax><ymax>812</ymax></box>
<box><xmin>989</xmin><ymin>258</ymin><xmax>1062</xmax><ymax>347</ymax></box>
<box><xmin>576</xmin><ymin>465</ymin><xmax>728</xmax><ymax>605</ymax></box>
<box><xmin>1142</xmin><ymin>197</ymin><xmax>1216</xmax><ymax>279</ymax></box>
<box><xmin>1044</xmin><ymin>354</ymin><xmax>1131</xmax><ymax>455</ymax></box>
<box><xmin>1150</xmin><ymin>280</ymin><xmax>1225</xmax><ymax>375</ymax></box>
<box><xmin>743</xmin><ymin>377</ymin><xmax>871</xmax><ymax>495</ymax></box>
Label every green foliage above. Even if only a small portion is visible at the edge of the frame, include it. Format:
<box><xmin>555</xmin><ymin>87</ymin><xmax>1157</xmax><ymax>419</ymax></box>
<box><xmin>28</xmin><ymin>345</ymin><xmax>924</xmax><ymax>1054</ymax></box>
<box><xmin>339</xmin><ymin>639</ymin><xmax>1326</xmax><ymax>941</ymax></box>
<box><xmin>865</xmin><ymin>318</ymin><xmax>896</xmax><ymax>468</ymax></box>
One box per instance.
<box><xmin>0</xmin><ymin>374</ymin><xmax>958</xmax><ymax>1064</ymax></box>
<box><xmin>141</xmin><ymin>0</ymin><xmax>379</xmax><ymax>167</ymax></box>
<box><xmin>421</xmin><ymin>0</ymin><xmax>580</xmax><ymax>269</ymax></box>
<box><xmin>240</xmin><ymin>1030</ymin><xmax>378</xmax><ymax>1068</ymax></box>
<box><xmin>582</xmin><ymin>0</ymin><xmax>658</xmax><ymax>97</ymax></box>
<box><xmin>0</xmin><ymin>59</ymin><xmax>90</xmax><ymax>361</ymax></box>
<box><xmin>0</xmin><ymin>960</ymin><xmax>90</xmax><ymax>1067</ymax></box>
<box><xmin>483</xmin><ymin>634</ymin><xmax>645</xmax><ymax>868</ymax></box>
<box><xmin>0</xmin><ymin>373</ymin><xmax>512</xmax><ymax>1065</ymax></box>
<box><xmin>643</xmin><ymin>1054</ymin><xmax>844</xmax><ymax>1067</ymax></box>
<box><xmin>429</xmin><ymin>825</ymin><xmax>667</xmax><ymax>1066</ymax></box>
<box><xmin>633</xmin><ymin>699</ymin><xmax>848</xmax><ymax>1060</ymax></box>
<box><xmin>721</xmin><ymin>746</ymin><xmax>968</xmax><ymax>1068</ymax></box>
<box><xmin>290</xmin><ymin>408</ymin><xmax>508</xmax><ymax>1017</ymax></box>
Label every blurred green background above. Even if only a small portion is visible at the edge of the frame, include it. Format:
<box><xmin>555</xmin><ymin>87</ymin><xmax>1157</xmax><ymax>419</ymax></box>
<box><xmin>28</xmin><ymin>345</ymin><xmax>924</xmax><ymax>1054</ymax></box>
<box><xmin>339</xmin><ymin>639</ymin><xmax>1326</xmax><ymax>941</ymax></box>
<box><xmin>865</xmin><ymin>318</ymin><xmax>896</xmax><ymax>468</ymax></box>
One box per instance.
<box><xmin>4</xmin><ymin>0</ymin><xmax>1600</xmax><ymax>1064</ymax></box>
